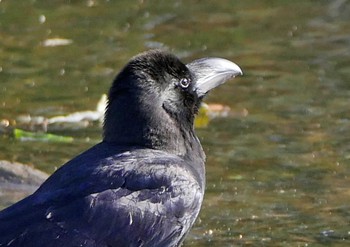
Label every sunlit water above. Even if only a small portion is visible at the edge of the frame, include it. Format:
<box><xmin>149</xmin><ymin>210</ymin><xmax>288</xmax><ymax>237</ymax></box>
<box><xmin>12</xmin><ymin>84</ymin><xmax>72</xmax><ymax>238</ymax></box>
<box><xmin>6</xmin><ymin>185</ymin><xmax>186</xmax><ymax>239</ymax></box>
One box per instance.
<box><xmin>1</xmin><ymin>1</ymin><xmax>349</xmax><ymax>246</ymax></box>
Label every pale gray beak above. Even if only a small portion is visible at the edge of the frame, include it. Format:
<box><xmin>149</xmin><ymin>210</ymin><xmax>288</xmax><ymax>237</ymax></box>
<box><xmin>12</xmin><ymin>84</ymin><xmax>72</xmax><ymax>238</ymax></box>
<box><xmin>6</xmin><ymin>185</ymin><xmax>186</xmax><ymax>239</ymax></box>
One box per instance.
<box><xmin>187</xmin><ymin>57</ymin><xmax>243</xmax><ymax>97</ymax></box>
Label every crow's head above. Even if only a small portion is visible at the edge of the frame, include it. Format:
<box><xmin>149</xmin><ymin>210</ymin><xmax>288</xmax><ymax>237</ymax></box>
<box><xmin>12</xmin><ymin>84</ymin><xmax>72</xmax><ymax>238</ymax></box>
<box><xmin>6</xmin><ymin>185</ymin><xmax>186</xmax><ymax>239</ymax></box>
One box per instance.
<box><xmin>104</xmin><ymin>50</ymin><xmax>242</xmax><ymax>155</ymax></box>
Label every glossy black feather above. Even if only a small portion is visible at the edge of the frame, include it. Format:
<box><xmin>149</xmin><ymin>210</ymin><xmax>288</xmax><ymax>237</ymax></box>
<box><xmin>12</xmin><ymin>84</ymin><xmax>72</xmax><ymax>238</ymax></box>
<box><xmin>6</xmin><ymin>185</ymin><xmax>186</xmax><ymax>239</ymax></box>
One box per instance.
<box><xmin>0</xmin><ymin>143</ymin><xmax>203</xmax><ymax>247</ymax></box>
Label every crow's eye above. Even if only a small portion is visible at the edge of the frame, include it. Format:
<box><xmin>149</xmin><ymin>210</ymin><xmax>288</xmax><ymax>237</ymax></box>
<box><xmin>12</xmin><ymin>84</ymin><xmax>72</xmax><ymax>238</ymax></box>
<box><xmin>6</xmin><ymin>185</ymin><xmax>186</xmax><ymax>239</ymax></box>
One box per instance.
<box><xmin>179</xmin><ymin>78</ymin><xmax>191</xmax><ymax>89</ymax></box>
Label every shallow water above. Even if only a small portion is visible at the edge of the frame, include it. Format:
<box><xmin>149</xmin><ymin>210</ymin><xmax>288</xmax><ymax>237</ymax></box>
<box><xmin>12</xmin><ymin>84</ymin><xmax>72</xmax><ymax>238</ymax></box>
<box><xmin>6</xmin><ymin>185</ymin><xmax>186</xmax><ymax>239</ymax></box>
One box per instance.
<box><xmin>1</xmin><ymin>0</ymin><xmax>350</xmax><ymax>246</ymax></box>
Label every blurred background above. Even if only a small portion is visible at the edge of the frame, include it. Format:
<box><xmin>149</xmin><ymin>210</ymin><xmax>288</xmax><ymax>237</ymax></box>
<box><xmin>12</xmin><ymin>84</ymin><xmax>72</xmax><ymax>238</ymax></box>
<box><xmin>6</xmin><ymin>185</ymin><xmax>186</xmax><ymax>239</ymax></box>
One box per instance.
<box><xmin>0</xmin><ymin>0</ymin><xmax>350</xmax><ymax>246</ymax></box>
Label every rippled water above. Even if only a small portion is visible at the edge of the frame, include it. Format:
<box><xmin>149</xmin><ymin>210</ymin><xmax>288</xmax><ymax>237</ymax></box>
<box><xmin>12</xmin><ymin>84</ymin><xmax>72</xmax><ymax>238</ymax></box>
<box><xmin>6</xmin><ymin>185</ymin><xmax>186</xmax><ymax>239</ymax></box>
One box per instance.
<box><xmin>1</xmin><ymin>1</ymin><xmax>349</xmax><ymax>246</ymax></box>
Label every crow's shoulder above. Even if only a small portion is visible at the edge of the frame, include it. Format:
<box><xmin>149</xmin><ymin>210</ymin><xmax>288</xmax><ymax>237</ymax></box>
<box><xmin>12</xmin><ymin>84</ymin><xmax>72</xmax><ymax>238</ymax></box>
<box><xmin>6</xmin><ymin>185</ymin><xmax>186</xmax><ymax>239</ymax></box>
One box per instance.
<box><xmin>37</xmin><ymin>142</ymin><xmax>201</xmax><ymax>200</ymax></box>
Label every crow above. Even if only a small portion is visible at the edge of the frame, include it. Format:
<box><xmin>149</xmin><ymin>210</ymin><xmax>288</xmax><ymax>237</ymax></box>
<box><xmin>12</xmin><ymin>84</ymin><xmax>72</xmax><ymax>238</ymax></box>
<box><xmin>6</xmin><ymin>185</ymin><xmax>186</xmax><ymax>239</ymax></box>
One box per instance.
<box><xmin>0</xmin><ymin>50</ymin><xmax>242</xmax><ymax>247</ymax></box>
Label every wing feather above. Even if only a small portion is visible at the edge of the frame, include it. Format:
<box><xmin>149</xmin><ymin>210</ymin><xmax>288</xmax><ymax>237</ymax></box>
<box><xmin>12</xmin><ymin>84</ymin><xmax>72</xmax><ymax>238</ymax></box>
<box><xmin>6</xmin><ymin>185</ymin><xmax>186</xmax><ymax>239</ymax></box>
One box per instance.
<box><xmin>0</xmin><ymin>144</ymin><xmax>203</xmax><ymax>247</ymax></box>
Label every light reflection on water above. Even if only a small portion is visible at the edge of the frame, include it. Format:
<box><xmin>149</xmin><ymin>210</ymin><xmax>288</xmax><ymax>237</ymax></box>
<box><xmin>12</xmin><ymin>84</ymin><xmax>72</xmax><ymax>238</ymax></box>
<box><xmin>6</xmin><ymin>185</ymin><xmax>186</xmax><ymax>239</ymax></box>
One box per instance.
<box><xmin>1</xmin><ymin>1</ymin><xmax>349</xmax><ymax>246</ymax></box>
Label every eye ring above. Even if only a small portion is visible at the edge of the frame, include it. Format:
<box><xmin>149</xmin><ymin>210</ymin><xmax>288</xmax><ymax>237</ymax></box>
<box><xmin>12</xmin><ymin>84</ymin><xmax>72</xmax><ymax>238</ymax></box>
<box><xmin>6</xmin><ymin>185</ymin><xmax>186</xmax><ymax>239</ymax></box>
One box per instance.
<box><xmin>179</xmin><ymin>78</ymin><xmax>191</xmax><ymax>89</ymax></box>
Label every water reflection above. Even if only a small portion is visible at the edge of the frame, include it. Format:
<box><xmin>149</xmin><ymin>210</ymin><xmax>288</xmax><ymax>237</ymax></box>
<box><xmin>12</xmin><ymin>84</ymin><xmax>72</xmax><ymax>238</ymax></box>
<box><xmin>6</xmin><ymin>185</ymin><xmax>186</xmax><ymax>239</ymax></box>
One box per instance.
<box><xmin>0</xmin><ymin>0</ymin><xmax>349</xmax><ymax>246</ymax></box>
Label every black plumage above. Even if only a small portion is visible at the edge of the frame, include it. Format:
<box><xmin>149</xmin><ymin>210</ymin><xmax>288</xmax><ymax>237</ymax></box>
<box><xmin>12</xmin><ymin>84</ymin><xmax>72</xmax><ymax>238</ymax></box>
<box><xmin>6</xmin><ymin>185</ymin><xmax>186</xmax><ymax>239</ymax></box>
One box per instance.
<box><xmin>0</xmin><ymin>50</ymin><xmax>242</xmax><ymax>247</ymax></box>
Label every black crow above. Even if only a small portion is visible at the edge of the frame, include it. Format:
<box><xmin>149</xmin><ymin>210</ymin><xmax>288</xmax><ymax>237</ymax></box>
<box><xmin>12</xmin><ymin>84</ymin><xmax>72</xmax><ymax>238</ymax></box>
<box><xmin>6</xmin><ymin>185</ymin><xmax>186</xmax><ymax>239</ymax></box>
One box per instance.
<box><xmin>0</xmin><ymin>50</ymin><xmax>242</xmax><ymax>247</ymax></box>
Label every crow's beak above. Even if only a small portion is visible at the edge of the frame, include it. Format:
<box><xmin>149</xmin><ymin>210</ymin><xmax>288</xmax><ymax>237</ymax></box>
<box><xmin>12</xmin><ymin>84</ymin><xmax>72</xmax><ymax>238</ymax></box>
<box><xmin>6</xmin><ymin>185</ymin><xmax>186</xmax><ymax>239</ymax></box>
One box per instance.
<box><xmin>187</xmin><ymin>57</ymin><xmax>243</xmax><ymax>97</ymax></box>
